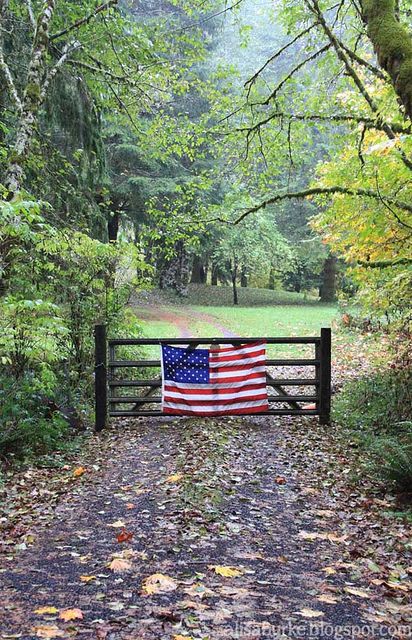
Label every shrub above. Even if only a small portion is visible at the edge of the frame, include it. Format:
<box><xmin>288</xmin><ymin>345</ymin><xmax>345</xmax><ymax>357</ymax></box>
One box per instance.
<box><xmin>0</xmin><ymin>373</ymin><xmax>69</xmax><ymax>459</ymax></box>
<box><xmin>334</xmin><ymin>368</ymin><xmax>412</xmax><ymax>492</ymax></box>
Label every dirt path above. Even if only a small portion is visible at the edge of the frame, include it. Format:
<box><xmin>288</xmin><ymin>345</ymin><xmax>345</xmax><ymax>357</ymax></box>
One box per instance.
<box><xmin>1</xmin><ymin>309</ymin><xmax>410</xmax><ymax>639</ymax></box>
<box><xmin>133</xmin><ymin>304</ymin><xmax>237</xmax><ymax>338</ymax></box>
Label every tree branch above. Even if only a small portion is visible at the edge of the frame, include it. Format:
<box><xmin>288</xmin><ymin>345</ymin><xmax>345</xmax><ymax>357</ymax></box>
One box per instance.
<box><xmin>25</xmin><ymin>0</ymin><xmax>36</xmax><ymax>29</ymax></box>
<box><xmin>244</xmin><ymin>21</ymin><xmax>319</xmax><ymax>95</ymax></box>
<box><xmin>255</xmin><ymin>44</ymin><xmax>331</xmax><ymax>106</ymax></box>
<box><xmin>336</xmin><ymin>37</ymin><xmax>387</xmax><ymax>80</ymax></box>
<box><xmin>357</xmin><ymin>257</ymin><xmax>412</xmax><ymax>268</ymax></box>
<box><xmin>0</xmin><ymin>45</ymin><xmax>22</xmax><ymax>111</ymax></box>
<box><xmin>41</xmin><ymin>41</ymin><xmax>81</xmax><ymax>100</ymax></box>
<box><xmin>232</xmin><ymin>186</ymin><xmax>412</xmax><ymax>224</ymax></box>
<box><xmin>305</xmin><ymin>0</ymin><xmax>412</xmax><ymax>170</ymax></box>
<box><xmin>238</xmin><ymin>111</ymin><xmax>411</xmax><ymax>135</ymax></box>
<box><xmin>49</xmin><ymin>0</ymin><xmax>118</xmax><ymax>41</ymax></box>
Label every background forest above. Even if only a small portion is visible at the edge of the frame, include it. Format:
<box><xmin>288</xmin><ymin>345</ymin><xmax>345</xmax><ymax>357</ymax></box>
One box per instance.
<box><xmin>0</xmin><ymin>0</ymin><xmax>411</xmax><ymax>488</ymax></box>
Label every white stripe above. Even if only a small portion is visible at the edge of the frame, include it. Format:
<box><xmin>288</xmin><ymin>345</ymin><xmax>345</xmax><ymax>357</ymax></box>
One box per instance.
<box><xmin>210</xmin><ymin>343</ymin><xmax>266</xmax><ymax>357</ymax></box>
<box><xmin>164</xmin><ymin>388</ymin><xmax>266</xmax><ymax>401</ymax></box>
<box><xmin>163</xmin><ymin>399</ymin><xmax>269</xmax><ymax>413</ymax></box>
<box><xmin>163</xmin><ymin>376</ymin><xmax>267</xmax><ymax>390</ymax></box>
<box><xmin>210</xmin><ymin>366</ymin><xmax>266</xmax><ymax>379</ymax></box>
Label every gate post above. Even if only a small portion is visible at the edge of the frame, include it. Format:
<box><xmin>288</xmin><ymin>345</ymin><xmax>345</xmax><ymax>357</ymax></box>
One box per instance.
<box><xmin>319</xmin><ymin>327</ymin><xmax>331</xmax><ymax>425</ymax></box>
<box><xmin>95</xmin><ymin>324</ymin><xmax>107</xmax><ymax>432</ymax></box>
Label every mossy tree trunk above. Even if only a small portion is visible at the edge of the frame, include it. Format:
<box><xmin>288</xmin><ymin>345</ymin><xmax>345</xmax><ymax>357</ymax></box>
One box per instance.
<box><xmin>319</xmin><ymin>254</ymin><xmax>338</xmax><ymax>302</ymax></box>
<box><xmin>361</xmin><ymin>0</ymin><xmax>412</xmax><ymax>121</ymax></box>
<box><xmin>5</xmin><ymin>0</ymin><xmax>56</xmax><ymax>195</ymax></box>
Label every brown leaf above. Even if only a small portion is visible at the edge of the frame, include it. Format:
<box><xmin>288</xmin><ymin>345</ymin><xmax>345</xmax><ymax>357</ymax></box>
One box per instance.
<box><xmin>108</xmin><ymin>558</ymin><xmax>132</xmax><ymax>573</ymax></box>
<box><xmin>33</xmin><ymin>626</ymin><xmax>65</xmax><ymax>638</ymax></box>
<box><xmin>116</xmin><ymin>528</ymin><xmax>134</xmax><ymax>543</ymax></box>
<box><xmin>141</xmin><ymin>573</ymin><xmax>178</xmax><ymax>595</ymax></box>
<box><xmin>59</xmin><ymin>608</ymin><xmax>83</xmax><ymax>621</ymax></box>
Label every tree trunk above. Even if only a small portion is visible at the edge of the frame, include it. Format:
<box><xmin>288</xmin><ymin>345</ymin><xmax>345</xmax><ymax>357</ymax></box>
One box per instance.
<box><xmin>190</xmin><ymin>255</ymin><xmax>204</xmax><ymax>284</ymax></box>
<box><xmin>361</xmin><ymin>0</ymin><xmax>412</xmax><ymax>121</ymax></box>
<box><xmin>5</xmin><ymin>0</ymin><xmax>56</xmax><ymax>194</ymax></box>
<box><xmin>240</xmin><ymin>265</ymin><xmax>248</xmax><ymax>288</ymax></box>
<box><xmin>211</xmin><ymin>263</ymin><xmax>218</xmax><ymax>286</ymax></box>
<box><xmin>231</xmin><ymin>258</ymin><xmax>238</xmax><ymax>305</ymax></box>
<box><xmin>268</xmin><ymin>265</ymin><xmax>275</xmax><ymax>290</ymax></box>
<box><xmin>108</xmin><ymin>211</ymin><xmax>120</xmax><ymax>243</ymax></box>
<box><xmin>319</xmin><ymin>254</ymin><xmax>338</xmax><ymax>302</ymax></box>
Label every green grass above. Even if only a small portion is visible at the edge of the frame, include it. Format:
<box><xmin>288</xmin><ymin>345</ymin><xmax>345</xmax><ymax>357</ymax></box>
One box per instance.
<box><xmin>133</xmin><ymin>285</ymin><xmax>338</xmax><ymax>358</ymax></box>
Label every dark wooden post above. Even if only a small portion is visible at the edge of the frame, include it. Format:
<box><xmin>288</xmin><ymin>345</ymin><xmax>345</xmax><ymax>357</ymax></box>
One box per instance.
<box><xmin>95</xmin><ymin>324</ymin><xmax>107</xmax><ymax>432</ymax></box>
<box><xmin>319</xmin><ymin>327</ymin><xmax>332</xmax><ymax>425</ymax></box>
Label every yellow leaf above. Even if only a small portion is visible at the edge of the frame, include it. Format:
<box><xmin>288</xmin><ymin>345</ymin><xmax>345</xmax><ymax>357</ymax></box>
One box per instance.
<box><xmin>73</xmin><ymin>467</ymin><xmax>85</xmax><ymax>478</ymax></box>
<box><xmin>173</xmin><ymin>636</ymin><xmax>194</xmax><ymax>640</ymax></box>
<box><xmin>295</xmin><ymin>608</ymin><xmax>325</xmax><ymax>618</ymax></box>
<box><xmin>344</xmin><ymin>587</ymin><xmax>371</xmax><ymax>598</ymax></box>
<box><xmin>108</xmin><ymin>558</ymin><xmax>132</xmax><ymax>573</ymax></box>
<box><xmin>166</xmin><ymin>473</ymin><xmax>183</xmax><ymax>483</ymax></box>
<box><xmin>59</xmin><ymin>608</ymin><xmax>83</xmax><ymax>621</ymax></box>
<box><xmin>210</xmin><ymin>565</ymin><xmax>243</xmax><ymax>578</ymax></box>
<box><xmin>142</xmin><ymin>573</ymin><xmax>178</xmax><ymax>595</ymax></box>
<box><xmin>80</xmin><ymin>575</ymin><xmax>96</xmax><ymax>583</ymax></box>
<box><xmin>33</xmin><ymin>626</ymin><xmax>65</xmax><ymax>638</ymax></box>
<box><xmin>322</xmin><ymin>566</ymin><xmax>337</xmax><ymax>576</ymax></box>
<box><xmin>317</xmin><ymin>594</ymin><xmax>339</xmax><ymax>604</ymax></box>
<box><xmin>34</xmin><ymin>607</ymin><xmax>59</xmax><ymax>615</ymax></box>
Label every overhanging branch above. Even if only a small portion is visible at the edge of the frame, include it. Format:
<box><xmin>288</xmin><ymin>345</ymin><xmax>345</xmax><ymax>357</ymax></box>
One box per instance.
<box><xmin>50</xmin><ymin>0</ymin><xmax>118</xmax><ymax>41</ymax></box>
<box><xmin>233</xmin><ymin>186</ymin><xmax>412</xmax><ymax>224</ymax></box>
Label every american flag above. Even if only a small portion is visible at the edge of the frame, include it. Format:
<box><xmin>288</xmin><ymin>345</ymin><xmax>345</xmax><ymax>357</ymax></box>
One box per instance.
<box><xmin>161</xmin><ymin>341</ymin><xmax>269</xmax><ymax>416</ymax></box>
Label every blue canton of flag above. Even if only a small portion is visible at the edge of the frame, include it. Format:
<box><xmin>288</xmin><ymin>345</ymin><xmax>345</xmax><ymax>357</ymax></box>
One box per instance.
<box><xmin>162</xmin><ymin>345</ymin><xmax>210</xmax><ymax>384</ymax></box>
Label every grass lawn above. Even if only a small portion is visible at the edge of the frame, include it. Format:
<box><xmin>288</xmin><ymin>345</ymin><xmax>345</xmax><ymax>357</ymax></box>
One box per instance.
<box><xmin>133</xmin><ymin>285</ymin><xmax>338</xmax><ymax>358</ymax></box>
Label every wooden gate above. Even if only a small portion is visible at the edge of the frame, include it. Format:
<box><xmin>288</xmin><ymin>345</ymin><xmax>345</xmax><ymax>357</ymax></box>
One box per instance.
<box><xmin>94</xmin><ymin>326</ymin><xmax>331</xmax><ymax>430</ymax></box>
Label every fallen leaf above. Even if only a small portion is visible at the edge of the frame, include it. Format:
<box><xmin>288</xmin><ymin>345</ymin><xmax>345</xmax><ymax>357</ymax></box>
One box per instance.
<box><xmin>317</xmin><ymin>594</ymin><xmax>339</xmax><ymax>604</ymax></box>
<box><xmin>108</xmin><ymin>558</ymin><xmax>132</xmax><ymax>573</ymax></box>
<box><xmin>322</xmin><ymin>566</ymin><xmax>337</xmax><ymax>575</ymax></box>
<box><xmin>80</xmin><ymin>575</ymin><xmax>96</xmax><ymax>583</ymax></box>
<box><xmin>116</xmin><ymin>529</ymin><xmax>134</xmax><ymax>543</ymax></box>
<box><xmin>210</xmin><ymin>565</ymin><xmax>243</xmax><ymax>578</ymax></box>
<box><xmin>344</xmin><ymin>587</ymin><xmax>371</xmax><ymax>598</ymax></box>
<box><xmin>34</xmin><ymin>607</ymin><xmax>59</xmax><ymax>615</ymax></box>
<box><xmin>107</xmin><ymin>520</ymin><xmax>126</xmax><ymax>528</ymax></box>
<box><xmin>33</xmin><ymin>626</ymin><xmax>65</xmax><ymax>638</ymax></box>
<box><xmin>184</xmin><ymin>583</ymin><xmax>215</xmax><ymax>599</ymax></box>
<box><xmin>141</xmin><ymin>573</ymin><xmax>178</xmax><ymax>595</ymax></box>
<box><xmin>173</xmin><ymin>636</ymin><xmax>193</xmax><ymax>640</ymax></box>
<box><xmin>125</xmin><ymin>503</ymin><xmax>135</xmax><ymax>510</ymax></box>
<box><xmin>177</xmin><ymin>599</ymin><xmax>209</xmax><ymax>611</ymax></box>
<box><xmin>73</xmin><ymin>467</ymin><xmax>85</xmax><ymax>478</ymax></box>
<box><xmin>166</xmin><ymin>473</ymin><xmax>183</xmax><ymax>483</ymax></box>
<box><xmin>295</xmin><ymin>608</ymin><xmax>325</xmax><ymax>618</ymax></box>
<box><xmin>59</xmin><ymin>608</ymin><xmax>83</xmax><ymax>621</ymax></box>
<box><xmin>275</xmin><ymin>476</ymin><xmax>287</xmax><ymax>485</ymax></box>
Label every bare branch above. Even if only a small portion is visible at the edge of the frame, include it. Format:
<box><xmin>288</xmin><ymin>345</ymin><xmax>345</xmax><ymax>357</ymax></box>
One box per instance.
<box><xmin>0</xmin><ymin>45</ymin><xmax>22</xmax><ymax>111</ymax></box>
<box><xmin>336</xmin><ymin>37</ymin><xmax>387</xmax><ymax>80</ymax></box>
<box><xmin>41</xmin><ymin>41</ymin><xmax>82</xmax><ymax>100</ymax></box>
<box><xmin>25</xmin><ymin>0</ymin><xmax>36</xmax><ymax>29</ymax></box>
<box><xmin>232</xmin><ymin>186</ymin><xmax>412</xmax><ymax>224</ymax></box>
<box><xmin>255</xmin><ymin>44</ymin><xmax>331</xmax><ymax>107</ymax></box>
<box><xmin>50</xmin><ymin>0</ymin><xmax>118</xmax><ymax>41</ymax></box>
<box><xmin>244</xmin><ymin>21</ymin><xmax>319</xmax><ymax>95</ymax></box>
<box><xmin>357</xmin><ymin>257</ymin><xmax>412</xmax><ymax>267</ymax></box>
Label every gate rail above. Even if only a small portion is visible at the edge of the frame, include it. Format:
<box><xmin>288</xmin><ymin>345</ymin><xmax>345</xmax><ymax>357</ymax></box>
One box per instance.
<box><xmin>94</xmin><ymin>325</ymin><xmax>331</xmax><ymax>431</ymax></box>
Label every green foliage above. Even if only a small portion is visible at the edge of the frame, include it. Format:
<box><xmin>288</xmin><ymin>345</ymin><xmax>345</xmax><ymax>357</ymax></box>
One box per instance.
<box><xmin>0</xmin><ymin>373</ymin><xmax>69</xmax><ymax>459</ymax></box>
<box><xmin>334</xmin><ymin>368</ymin><xmax>412</xmax><ymax>491</ymax></box>
<box><xmin>370</xmin><ymin>433</ymin><xmax>412</xmax><ymax>492</ymax></box>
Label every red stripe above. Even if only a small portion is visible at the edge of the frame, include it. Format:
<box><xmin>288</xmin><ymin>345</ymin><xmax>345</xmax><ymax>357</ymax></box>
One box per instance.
<box><xmin>164</xmin><ymin>382</ymin><xmax>266</xmax><ymax>396</ymax></box>
<box><xmin>163</xmin><ymin>403</ymin><xmax>269</xmax><ymax>416</ymax></box>
<box><xmin>210</xmin><ymin>348</ymin><xmax>266</xmax><ymax>363</ymax></box>
<box><xmin>163</xmin><ymin>393</ymin><xmax>268</xmax><ymax>407</ymax></box>
<box><xmin>210</xmin><ymin>364</ymin><xmax>265</xmax><ymax>374</ymax></box>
